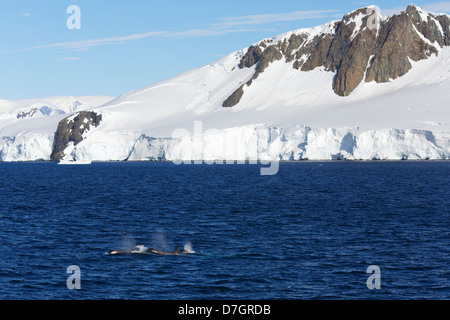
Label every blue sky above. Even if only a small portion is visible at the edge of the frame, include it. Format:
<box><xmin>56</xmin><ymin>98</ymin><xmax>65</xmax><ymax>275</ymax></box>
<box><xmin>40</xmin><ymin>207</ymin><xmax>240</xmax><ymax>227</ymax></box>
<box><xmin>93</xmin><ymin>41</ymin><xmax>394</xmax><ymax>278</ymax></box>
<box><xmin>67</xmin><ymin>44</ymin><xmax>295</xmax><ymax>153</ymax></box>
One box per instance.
<box><xmin>1</xmin><ymin>0</ymin><xmax>450</xmax><ymax>100</ymax></box>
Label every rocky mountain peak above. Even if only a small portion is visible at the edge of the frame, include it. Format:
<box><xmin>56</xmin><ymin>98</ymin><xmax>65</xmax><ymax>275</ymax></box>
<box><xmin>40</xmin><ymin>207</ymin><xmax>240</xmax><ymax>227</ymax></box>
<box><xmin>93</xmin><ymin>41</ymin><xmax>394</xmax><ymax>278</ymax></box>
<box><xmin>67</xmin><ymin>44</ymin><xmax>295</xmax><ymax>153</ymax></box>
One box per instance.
<box><xmin>342</xmin><ymin>6</ymin><xmax>375</xmax><ymax>23</ymax></box>
<box><xmin>223</xmin><ymin>4</ymin><xmax>450</xmax><ymax>107</ymax></box>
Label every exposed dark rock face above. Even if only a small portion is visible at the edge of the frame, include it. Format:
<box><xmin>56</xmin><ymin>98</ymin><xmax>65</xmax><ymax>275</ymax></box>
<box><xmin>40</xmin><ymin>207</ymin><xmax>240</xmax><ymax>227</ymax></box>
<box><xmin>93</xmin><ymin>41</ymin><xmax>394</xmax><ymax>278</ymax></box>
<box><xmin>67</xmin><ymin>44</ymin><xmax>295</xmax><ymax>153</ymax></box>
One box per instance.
<box><xmin>17</xmin><ymin>108</ymin><xmax>39</xmax><ymax>119</ymax></box>
<box><xmin>300</xmin><ymin>34</ymin><xmax>335</xmax><ymax>72</ymax></box>
<box><xmin>50</xmin><ymin>111</ymin><xmax>102</xmax><ymax>161</ymax></box>
<box><xmin>223</xmin><ymin>4</ymin><xmax>450</xmax><ymax>106</ymax></box>
<box><xmin>222</xmin><ymin>43</ymin><xmax>284</xmax><ymax>107</ymax></box>
<box><xmin>223</xmin><ymin>85</ymin><xmax>245</xmax><ymax>108</ymax></box>
<box><xmin>255</xmin><ymin>46</ymin><xmax>284</xmax><ymax>74</ymax></box>
<box><xmin>435</xmin><ymin>15</ymin><xmax>450</xmax><ymax>45</ymax></box>
<box><xmin>365</xmin><ymin>6</ymin><xmax>440</xmax><ymax>84</ymax></box>
<box><xmin>239</xmin><ymin>45</ymin><xmax>263</xmax><ymax>69</ymax></box>
<box><xmin>331</xmin><ymin>9</ymin><xmax>379</xmax><ymax>96</ymax></box>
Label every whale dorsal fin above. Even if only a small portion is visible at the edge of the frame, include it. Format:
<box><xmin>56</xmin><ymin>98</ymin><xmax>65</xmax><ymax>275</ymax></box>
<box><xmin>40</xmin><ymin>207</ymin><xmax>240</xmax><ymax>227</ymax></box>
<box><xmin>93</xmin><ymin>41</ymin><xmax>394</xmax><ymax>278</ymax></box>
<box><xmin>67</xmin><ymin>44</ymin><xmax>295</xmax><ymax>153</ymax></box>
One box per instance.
<box><xmin>174</xmin><ymin>246</ymin><xmax>179</xmax><ymax>255</ymax></box>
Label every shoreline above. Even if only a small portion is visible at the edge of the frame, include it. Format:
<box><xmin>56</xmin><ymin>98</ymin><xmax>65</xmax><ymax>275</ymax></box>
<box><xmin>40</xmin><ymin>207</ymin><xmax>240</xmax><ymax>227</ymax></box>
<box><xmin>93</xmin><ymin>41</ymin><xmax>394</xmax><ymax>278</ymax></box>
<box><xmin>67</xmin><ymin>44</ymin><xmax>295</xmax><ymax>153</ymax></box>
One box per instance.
<box><xmin>1</xmin><ymin>159</ymin><xmax>449</xmax><ymax>164</ymax></box>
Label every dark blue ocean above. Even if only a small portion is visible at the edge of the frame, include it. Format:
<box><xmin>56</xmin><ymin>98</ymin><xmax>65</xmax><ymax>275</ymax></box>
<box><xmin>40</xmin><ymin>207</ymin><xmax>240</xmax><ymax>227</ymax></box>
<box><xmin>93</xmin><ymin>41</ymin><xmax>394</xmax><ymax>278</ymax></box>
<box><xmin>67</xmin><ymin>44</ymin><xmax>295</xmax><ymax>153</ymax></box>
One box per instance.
<box><xmin>0</xmin><ymin>161</ymin><xmax>448</xmax><ymax>300</ymax></box>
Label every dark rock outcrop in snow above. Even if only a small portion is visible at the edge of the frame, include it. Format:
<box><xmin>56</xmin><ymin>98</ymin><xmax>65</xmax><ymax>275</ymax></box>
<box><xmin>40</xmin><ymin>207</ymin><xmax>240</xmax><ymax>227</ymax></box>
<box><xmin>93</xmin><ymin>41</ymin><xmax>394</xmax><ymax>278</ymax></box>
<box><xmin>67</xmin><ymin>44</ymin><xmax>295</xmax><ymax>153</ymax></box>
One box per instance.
<box><xmin>17</xmin><ymin>108</ymin><xmax>39</xmax><ymax>119</ymax></box>
<box><xmin>223</xmin><ymin>85</ymin><xmax>245</xmax><ymax>108</ymax></box>
<box><xmin>50</xmin><ymin>111</ymin><xmax>102</xmax><ymax>161</ymax></box>
<box><xmin>223</xmin><ymin>4</ymin><xmax>450</xmax><ymax>106</ymax></box>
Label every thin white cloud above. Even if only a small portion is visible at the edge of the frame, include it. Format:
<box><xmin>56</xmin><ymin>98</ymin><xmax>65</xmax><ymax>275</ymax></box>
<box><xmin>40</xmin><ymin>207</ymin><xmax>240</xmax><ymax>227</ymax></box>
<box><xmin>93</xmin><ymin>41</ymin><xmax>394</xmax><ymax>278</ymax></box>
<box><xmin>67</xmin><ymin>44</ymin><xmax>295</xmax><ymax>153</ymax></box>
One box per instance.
<box><xmin>56</xmin><ymin>57</ymin><xmax>82</xmax><ymax>63</ymax></box>
<box><xmin>23</xmin><ymin>31</ymin><xmax>169</xmax><ymax>51</ymax></box>
<box><xmin>20</xmin><ymin>9</ymin><xmax>341</xmax><ymax>52</ymax></box>
<box><xmin>22</xmin><ymin>13</ymin><xmax>31</xmax><ymax>17</ymax></box>
<box><xmin>213</xmin><ymin>10</ymin><xmax>341</xmax><ymax>29</ymax></box>
<box><xmin>22</xmin><ymin>28</ymin><xmax>271</xmax><ymax>51</ymax></box>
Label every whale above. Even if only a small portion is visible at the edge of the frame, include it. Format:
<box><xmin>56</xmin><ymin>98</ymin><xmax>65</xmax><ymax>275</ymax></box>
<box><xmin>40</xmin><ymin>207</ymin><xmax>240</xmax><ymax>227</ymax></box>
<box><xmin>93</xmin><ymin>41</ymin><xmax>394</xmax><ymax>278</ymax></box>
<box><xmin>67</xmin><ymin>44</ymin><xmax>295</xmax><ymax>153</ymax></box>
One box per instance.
<box><xmin>107</xmin><ymin>245</ymin><xmax>194</xmax><ymax>256</ymax></box>
<box><xmin>107</xmin><ymin>248</ymin><xmax>140</xmax><ymax>255</ymax></box>
<box><xmin>107</xmin><ymin>249</ymin><xmax>134</xmax><ymax>255</ymax></box>
<box><xmin>107</xmin><ymin>245</ymin><xmax>148</xmax><ymax>255</ymax></box>
<box><xmin>147</xmin><ymin>246</ymin><xmax>179</xmax><ymax>256</ymax></box>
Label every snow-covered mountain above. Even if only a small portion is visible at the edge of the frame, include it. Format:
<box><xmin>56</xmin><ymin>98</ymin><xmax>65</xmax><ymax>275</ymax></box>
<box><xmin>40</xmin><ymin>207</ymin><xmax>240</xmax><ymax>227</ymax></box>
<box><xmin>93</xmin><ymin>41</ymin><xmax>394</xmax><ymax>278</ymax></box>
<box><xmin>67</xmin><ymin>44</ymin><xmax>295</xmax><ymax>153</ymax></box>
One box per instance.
<box><xmin>2</xmin><ymin>5</ymin><xmax>450</xmax><ymax>162</ymax></box>
<box><xmin>0</xmin><ymin>96</ymin><xmax>113</xmax><ymax>161</ymax></box>
<box><xmin>0</xmin><ymin>96</ymin><xmax>113</xmax><ymax>128</ymax></box>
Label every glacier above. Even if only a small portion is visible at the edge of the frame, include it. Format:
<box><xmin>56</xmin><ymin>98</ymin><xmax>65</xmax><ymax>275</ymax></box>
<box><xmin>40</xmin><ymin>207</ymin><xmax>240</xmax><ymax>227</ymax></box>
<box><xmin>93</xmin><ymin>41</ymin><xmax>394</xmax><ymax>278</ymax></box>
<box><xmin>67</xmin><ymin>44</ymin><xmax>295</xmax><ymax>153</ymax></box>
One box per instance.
<box><xmin>59</xmin><ymin>125</ymin><xmax>450</xmax><ymax>163</ymax></box>
<box><xmin>0</xmin><ymin>133</ymin><xmax>54</xmax><ymax>162</ymax></box>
